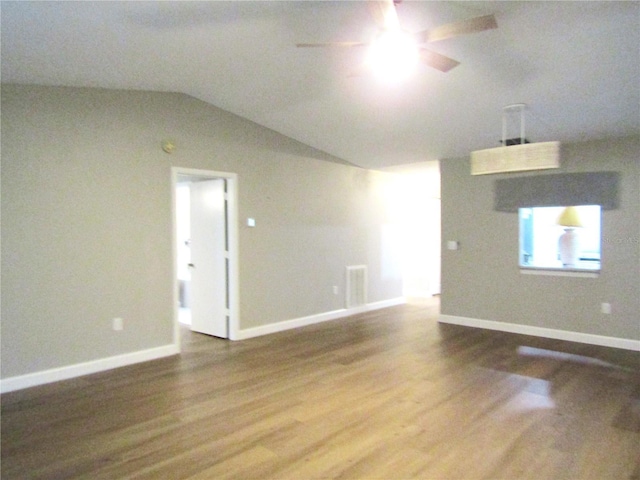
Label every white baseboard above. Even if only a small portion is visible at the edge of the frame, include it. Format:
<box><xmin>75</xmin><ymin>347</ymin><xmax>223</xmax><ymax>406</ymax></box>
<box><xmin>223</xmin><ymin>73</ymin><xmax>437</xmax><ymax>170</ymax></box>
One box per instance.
<box><xmin>234</xmin><ymin>297</ymin><xmax>406</xmax><ymax>341</ymax></box>
<box><xmin>0</xmin><ymin>344</ymin><xmax>179</xmax><ymax>394</ymax></box>
<box><xmin>0</xmin><ymin>299</ymin><xmax>407</xmax><ymax>393</ymax></box>
<box><xmin>439</xmin><ymin>314</ymin><xmax>640</xmax><ymax>351</ymax></box>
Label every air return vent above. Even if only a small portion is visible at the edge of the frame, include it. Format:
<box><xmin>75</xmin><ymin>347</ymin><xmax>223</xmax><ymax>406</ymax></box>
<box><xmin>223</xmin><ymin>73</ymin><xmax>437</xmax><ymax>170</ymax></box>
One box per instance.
<box><xmin>346</xmin><ymin>265</ymin><xmax>367</xmax><ymax>309</ymax></box>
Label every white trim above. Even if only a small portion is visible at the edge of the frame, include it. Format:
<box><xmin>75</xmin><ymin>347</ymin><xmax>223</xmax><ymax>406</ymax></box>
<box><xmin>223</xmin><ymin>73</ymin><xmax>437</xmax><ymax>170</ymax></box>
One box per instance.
<box><xmin>0</xmin><ymin>345</ymin><xmax>179</xmax><ymax>394</ymax></box>
<box><xmin>439</xmin><ymin>314</ymin><xmax>640</xmax><ymax>351</ymax></box>
<box><xmin>235</xmin><ymin>297</ymin><xmax>406</xmax><ymax>340</ymax></box>
<box><xmin>171</xmin><ymin>167</ymin><xmax>240</xmax><ymax>344</ymax></box>
<box><xmin>520</xmin><ymin>268</ymin><xmax>599</xmax><ymax>278</ymax></box>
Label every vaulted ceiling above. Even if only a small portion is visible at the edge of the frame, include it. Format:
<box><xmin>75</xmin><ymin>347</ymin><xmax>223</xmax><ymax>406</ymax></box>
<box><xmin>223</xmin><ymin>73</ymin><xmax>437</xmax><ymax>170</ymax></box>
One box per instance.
<box><xmin>2</xmin><ymin>1</ymin><xmax>638</xmax><ymax>169</ymax></box>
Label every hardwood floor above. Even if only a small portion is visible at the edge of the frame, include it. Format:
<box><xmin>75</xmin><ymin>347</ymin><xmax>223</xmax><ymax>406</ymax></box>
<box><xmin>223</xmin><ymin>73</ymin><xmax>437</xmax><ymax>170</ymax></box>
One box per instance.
<box><xmin>2</xmin><ymin>298</ymin><xmax>640</xmax><ymax>479</ymax></box>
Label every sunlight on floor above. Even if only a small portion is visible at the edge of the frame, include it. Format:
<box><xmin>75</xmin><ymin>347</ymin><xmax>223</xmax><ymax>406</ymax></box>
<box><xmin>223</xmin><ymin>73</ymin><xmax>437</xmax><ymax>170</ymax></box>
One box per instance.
<box><xmin>517</xmin><ymin>345</ymin><xmax>618</xmax><ymax>369</ymax></box>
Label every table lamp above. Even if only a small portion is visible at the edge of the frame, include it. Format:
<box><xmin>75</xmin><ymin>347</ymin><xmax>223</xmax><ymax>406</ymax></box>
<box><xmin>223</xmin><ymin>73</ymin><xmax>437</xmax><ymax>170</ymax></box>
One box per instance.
<box><xmin>557</xmin><ymin>206</ymin><xmax>583</xmax><ymax>267</ymax></box>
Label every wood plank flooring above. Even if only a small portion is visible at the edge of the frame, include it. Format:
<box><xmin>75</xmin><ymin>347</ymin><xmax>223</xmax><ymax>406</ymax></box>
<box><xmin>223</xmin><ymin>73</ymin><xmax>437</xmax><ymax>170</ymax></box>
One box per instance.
<box><xmin>2</xmin><ymin>298</ymin><xmax>640</xmax><ymax>479</ymax></box>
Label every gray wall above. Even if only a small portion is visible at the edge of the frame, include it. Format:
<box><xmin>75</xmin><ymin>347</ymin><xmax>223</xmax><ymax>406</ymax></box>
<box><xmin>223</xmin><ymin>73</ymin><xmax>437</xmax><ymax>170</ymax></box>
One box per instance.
<box><xmin>1</xmin><ymin>85</ymin><xmax>404</xmax><ymax>379</ymax></box>
<box><xmin>440</xmin><ymin>135</ymin><xmax>640</xmax><ymax>340</ymax></box>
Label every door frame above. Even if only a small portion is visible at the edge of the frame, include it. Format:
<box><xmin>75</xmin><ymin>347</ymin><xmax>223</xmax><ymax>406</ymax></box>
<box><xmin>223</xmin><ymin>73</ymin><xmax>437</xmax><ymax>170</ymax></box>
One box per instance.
<box><xmin>171</xmin><ymin>167</ymin><xmax>240</xmax><ymax>349</ymax></box>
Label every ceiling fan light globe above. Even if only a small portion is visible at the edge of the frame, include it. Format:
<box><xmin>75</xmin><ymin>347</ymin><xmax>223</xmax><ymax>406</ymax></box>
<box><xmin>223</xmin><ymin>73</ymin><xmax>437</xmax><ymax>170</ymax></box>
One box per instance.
<box><xmin>367</xmin><ymin>30</ymin><xmax>418</xmax><ymax>83</ymax></box>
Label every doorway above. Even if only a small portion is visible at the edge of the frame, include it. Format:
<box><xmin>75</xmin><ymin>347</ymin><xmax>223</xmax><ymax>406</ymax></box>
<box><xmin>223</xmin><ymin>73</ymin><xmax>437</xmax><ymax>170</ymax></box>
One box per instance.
<box><xmin>171</xmin><ymin>167</ymin><xmax>239</xmax><ymax>349</ymax></box>
<box><xmin>385</xmin><ymin>162</ymin><xmax>441</xmax><ymax>299</ymax></box>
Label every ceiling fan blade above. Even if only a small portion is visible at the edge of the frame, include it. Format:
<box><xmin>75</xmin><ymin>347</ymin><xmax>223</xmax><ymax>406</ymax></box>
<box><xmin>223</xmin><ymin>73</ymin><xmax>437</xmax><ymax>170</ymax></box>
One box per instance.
<box><xmin>368</xmin><ymin>0</ymin><xmax>400</xmax><ymax>30</ymax></box>
<box><xmin>419</xmin><ymin>48</ymin><xmax>460</xmax><ymax>72</ymax></box>
<box><xmin>414</xmin><ymin>14</ymin><xmax>497</xmax><ymax>44</ymax></box>
<box><xmin>296</xmin><ymin>42</ymin><xmax>367</xmax><ymax>48</ymax></box>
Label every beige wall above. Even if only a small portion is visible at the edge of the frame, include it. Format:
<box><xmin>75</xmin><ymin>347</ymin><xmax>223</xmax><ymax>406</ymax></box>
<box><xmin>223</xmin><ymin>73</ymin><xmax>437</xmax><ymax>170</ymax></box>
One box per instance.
<box><xmin>1</xmin><ymin>85</ymin><xmax>404</xmax><ymax>379</ymax></box>
<box><xmin>440</xmin><ymin>136</ymin><xmax>640</xmax><ymax>340</ymax></box>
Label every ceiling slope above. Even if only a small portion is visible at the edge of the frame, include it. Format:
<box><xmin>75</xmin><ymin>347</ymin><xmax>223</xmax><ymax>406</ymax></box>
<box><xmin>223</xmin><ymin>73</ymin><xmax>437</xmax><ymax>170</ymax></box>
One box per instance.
<box><xmin>2</xmin><ymin>1</ymin><xmax>638</xmax><ymax>169</ymax></box>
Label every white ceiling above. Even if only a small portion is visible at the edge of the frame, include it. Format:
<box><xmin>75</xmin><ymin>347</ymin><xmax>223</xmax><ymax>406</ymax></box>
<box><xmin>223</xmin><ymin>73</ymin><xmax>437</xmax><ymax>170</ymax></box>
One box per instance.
<box><xmin>2</xmin><ymin>1</ymin><xmax>638</xmax><ymax>169</ymax></box>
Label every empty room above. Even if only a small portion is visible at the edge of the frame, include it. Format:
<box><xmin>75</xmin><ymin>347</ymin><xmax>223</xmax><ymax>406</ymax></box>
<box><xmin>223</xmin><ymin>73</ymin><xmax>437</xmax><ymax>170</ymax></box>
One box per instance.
<box><xmin>1</xmin><ymin>1</ymin><xmax>639</xmax><ymax>479</ymax></box>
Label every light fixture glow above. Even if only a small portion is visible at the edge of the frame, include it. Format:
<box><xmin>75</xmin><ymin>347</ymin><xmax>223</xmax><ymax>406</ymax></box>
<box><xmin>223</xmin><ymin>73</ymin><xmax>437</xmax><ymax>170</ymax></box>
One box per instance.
<box><xmin>367</xmin><ymin>30</ymin><xmax>418</xmax><ymax>83</ymax></box>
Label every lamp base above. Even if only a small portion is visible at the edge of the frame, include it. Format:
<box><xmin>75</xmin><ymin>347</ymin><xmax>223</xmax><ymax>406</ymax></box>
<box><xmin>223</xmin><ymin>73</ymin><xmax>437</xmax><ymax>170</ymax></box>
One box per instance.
<box><xmin>559</xmin><ymin>228</ymin><xmax>580</xmax><ymax>267</ymax></box>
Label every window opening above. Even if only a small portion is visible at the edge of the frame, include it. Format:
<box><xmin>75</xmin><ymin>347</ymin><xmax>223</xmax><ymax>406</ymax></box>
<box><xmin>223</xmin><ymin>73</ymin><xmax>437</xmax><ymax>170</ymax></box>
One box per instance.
<box><xmin>519</xmin><ymin>205</ymin><xmax>601</xmax><ymax>271</ymax></box>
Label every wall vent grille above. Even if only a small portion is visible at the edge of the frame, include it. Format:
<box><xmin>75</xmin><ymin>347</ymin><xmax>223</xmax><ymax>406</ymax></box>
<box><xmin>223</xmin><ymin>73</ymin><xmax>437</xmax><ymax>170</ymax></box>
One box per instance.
<box><xmin>346</xmin><ymin>265</ymin><xmax>367</xmax><ymax>309</ymax></box>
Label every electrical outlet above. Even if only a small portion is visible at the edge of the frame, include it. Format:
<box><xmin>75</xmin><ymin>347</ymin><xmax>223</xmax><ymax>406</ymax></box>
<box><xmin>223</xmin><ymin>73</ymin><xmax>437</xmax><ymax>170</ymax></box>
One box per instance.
<box><xmin>601</xmin><ymin>303</ymin><xmax>611</xmax><ymax>315</ymax></box>
<box><xmin>333</xmin><ymin>286</ymin><xmax>339</xmax><ymax>295</ymax></box>
<box><xmin>113</xmin><ymin>317</ymin><xmax>124</xmax><ymax>331</ymax></box>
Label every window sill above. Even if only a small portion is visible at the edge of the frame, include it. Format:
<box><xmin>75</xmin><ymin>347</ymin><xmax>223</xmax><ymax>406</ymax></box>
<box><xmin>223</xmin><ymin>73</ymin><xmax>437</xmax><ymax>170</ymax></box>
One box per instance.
<box><xmin>520</xmin><ymin>266</ymin><xmax>600</xmax><ymax>278</ymax></box>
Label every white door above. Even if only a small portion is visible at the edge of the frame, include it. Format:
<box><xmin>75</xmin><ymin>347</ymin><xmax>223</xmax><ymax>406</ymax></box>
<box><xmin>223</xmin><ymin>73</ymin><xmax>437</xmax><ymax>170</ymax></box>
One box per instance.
<box><xmin>189</xmin><ymin>179</ymin><xmax>228</xmax><ymax>338</ymax></box>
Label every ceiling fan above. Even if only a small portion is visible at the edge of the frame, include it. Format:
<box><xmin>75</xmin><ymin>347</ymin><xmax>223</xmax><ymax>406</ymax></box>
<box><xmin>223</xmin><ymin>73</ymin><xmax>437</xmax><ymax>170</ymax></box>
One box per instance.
<box><xmin>296</xmin><ymin>0</ymin><xmax>497</xmax><ymax>74</ymax></box>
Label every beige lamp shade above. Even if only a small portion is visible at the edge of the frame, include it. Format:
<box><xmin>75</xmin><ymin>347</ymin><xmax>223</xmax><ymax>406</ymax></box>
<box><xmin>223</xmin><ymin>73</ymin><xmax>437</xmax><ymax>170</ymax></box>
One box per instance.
<box><xmin>557</xmin><ymin>206</ymin><xmax>584</xmax><ymax>228</ymax></box>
